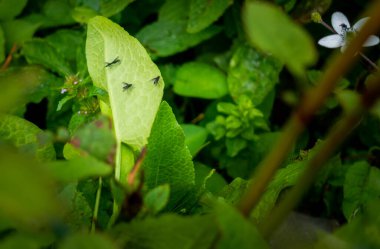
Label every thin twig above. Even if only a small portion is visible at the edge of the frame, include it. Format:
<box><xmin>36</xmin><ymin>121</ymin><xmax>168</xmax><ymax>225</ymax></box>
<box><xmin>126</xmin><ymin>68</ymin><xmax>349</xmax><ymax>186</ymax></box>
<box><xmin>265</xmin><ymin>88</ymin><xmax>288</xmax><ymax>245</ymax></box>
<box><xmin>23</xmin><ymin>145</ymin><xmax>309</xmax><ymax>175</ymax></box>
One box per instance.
<box><xmin>238</xmin><ymin>0</ymin><xmax>380</xmax><ymax>217</ymax></box>
<box><xmin>0</xmin><ymin>44</ymin><xmax>18</xmax><ymax>71</ymax></box>
<box><xmin>260</xmin><ymin>73</ymin><xmax>380</xmax><ymax>238</ymax></box>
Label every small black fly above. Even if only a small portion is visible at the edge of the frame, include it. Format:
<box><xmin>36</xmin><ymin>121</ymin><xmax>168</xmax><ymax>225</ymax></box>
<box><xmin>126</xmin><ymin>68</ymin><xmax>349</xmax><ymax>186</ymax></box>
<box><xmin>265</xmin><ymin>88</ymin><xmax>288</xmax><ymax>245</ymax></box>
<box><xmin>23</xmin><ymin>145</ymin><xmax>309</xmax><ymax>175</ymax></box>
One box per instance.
<box><xmin>151</xmin><ymin>76</ymin><xmax>160</xmax><ymax>85</ymax></box>
<box><xmin>122</xmin><ymin>82</ymin><xmax>133</xmax><ymax>91</ymax></box>
<box><xmin>105</xmin><ymin>56</ymin><xmax>121</xmax><ymax>68</ymax></box>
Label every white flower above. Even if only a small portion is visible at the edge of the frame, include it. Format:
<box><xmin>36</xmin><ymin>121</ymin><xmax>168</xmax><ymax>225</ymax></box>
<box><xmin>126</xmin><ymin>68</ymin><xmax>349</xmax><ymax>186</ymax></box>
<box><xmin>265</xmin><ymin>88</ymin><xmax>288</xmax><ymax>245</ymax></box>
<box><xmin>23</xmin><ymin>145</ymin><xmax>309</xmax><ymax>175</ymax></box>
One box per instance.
<box><xmin>318</xmin><ymin>12</ymin><xmax>379</xmax><ymax>51</ymax></box>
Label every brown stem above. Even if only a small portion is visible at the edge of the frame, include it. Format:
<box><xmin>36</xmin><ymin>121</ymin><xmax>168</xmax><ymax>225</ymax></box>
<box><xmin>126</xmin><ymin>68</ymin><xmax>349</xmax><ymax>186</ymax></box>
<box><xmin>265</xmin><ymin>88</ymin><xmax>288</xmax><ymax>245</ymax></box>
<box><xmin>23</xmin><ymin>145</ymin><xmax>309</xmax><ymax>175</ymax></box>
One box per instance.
<box><xmin>238</xmin><ymin>0</ymin><xmax>380</xmax><ymax>217</ymax></box>
<box><xmin>260</xmin><ymin>73</ymin><xmax>380</xmax><ymax>238</ymax></box>
<box><xmin>0</xmin><ymin>44</ymin><xmax>18</xmax><ymax>71</ymax></box>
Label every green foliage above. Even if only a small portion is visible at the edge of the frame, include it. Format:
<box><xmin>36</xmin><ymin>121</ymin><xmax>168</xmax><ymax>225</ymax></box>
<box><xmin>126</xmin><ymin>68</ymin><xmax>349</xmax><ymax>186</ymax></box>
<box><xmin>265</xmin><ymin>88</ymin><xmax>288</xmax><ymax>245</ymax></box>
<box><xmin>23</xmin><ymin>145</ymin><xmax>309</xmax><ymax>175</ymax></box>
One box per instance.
<box><xmin>0</xmin><ymin>0</ymin><xmax>378</xmax><ymax>248</ymax></box>
<box><xmin>207</xmin><ymin>95</ymin><xmax>269</xmax><ymax>157</ymax></box>
<box><xmin>242</xmin><ymin>1</ymin><xmax>316</xmax><ymax>75</ymax></box>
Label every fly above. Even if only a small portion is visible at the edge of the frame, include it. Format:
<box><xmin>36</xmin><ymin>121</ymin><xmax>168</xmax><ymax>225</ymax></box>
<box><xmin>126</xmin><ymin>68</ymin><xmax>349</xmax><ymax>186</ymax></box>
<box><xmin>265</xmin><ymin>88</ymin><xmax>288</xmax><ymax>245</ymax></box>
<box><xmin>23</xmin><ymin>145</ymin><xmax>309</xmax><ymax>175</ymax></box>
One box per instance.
<box><xmin>151</xmin><ymin>76</ymin><xmax>160</xmax><ymax>85</ymax></box>
<box><xmin>122</xmin><ymin>82</ymin><xmax>133</xmax><ymax>91</ymax></box>
<box><xmin>105</xmin><ymin>56</ymin><xmax>121</xmax><ymax>68</ymax></box>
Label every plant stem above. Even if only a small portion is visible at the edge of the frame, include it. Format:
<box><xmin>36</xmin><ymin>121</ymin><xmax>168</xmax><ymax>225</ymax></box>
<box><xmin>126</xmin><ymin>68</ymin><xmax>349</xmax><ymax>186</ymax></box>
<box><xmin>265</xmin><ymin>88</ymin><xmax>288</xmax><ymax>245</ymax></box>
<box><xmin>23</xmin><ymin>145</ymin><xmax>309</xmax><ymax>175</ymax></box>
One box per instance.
<box><xmin>238</xmin><ymin>0</ymin><xmax>380</xmax><ymax>217</ymax></box>
<box><xmin>260</xmin><ymin>74</ymin><xmax>380</xmax><ymax>238</ymax></box>
<box><xmin>91</xmin><ymin>177</ymin><xmax>103</xmax><ymax>233</ymax></box>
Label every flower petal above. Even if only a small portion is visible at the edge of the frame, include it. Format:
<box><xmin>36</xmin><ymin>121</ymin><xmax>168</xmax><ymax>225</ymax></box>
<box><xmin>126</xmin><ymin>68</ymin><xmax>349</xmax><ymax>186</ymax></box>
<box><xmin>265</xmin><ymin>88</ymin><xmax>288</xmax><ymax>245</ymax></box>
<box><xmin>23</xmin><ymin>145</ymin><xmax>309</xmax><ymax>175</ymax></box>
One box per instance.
<box><xmin>353</xmin><ymin>17</ymin><xmax>369</xmax><ymax>31</ymax></box>
<box><xmin>318</xmin><ymin>34</ymin><xmax>343</xmax><ymax>48</ymax></box>
<box><xmin>332</xmin><ymin>12</ymin><xmax>350</xmax><ymax>34</ymax></box>
<box><xmin>363</xmin><ymin>35</ymin><xmax>380</xmax><ymax>47</ymax></box>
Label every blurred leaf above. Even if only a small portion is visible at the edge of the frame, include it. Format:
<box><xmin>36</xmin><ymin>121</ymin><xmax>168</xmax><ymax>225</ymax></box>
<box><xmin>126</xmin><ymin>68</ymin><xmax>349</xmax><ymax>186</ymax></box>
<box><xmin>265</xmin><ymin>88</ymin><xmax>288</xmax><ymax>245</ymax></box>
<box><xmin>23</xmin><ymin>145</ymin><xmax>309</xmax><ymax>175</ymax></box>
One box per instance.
<box><xmin>215</xmin><ymin>201</ymin><xmax>269</xmax><ymax>249</ymax></box>
<box><xmin>46</xmin><ymin>155</ymin><xmax>112</xmax><ymax>182</ymax></box>
<box><xmin>46</xmin><ymin>29</ymin><xmax>85</xmax><ymax>63</ymax></box>
<box><xmin>0</xmin><ymin>232</ymin><xmax>53</xmax><ymax>249</ymax></box>
<box><xmin>71</xmin><ymin>6</ymin><xmax>98</xmax><ymax>23</ymax></box>
<box><xmin>0</xmin><ymin>0</ymin><xmax>27</xmax><ymax>21</ymax></box>
<box><xmin>219</xmin><ymin>177</ymin><xmax>249</xmax><ymax>205</ymax></box>
<box><xmin>187</xmin><ymin>0</ymin><xmax>233</xmax><ymax>33</ymax></box>
<box><xmin>23</xmin><ymin>39</ymin><xmax>73</xmax><ymax>76</ymax></box>
<box><xmin>0</xmin><ymin>66</ymin><xmax>60</xmax><ymax>115</ymax></box>
<box><xmin>194</xmin><ymin>163</ymin><xmax>227</xmax><ymax>195</ymax></box>
<box><xmin>0</xmin><ymin>26</ymin><xmax>4</xmax><ymax>63</ymax></box>
<box><xmin>0</xmin><ymin>114</ymin><xmax>56</xmax><ymax>161</ymax></box>
<box><xmin>343</xmin><ymin>161</ymin><xmax>380</xmax><ymax>221</ymax></box>
<box><xmin>71</xmin><ymin>116</ymin><xmax>116</xmax><ymax>161</ymax></box>
<box><xmin>158</xmin><ymin>0</ymin><xmax>189</xmax><ymax>21</ymax></box>
<box><xmin>358</xmin><ymin>115</ymin><xmax>380</xmax><ymax>148</ymax></box>
<box><xmin>181</xmin><ymin>124</ymin><xmax>208</xmax><ymax>156</ymax></box>
<box><xmin>142</xmin><ymin>102</ymin><xmax>195</xmax><ymax>211</ymax></box>
<box><xmin>136</xmin><ymin>20</ymin><xmax>222</xmax><ymax>57</ymax></box>
<box><xmin>59</xmin><ymin>233</ymin><xmax>118</xmax><ymax>249</ymax></box>
<box><xmin>1</xmin><ymin>19</ymin><xmax>41</xmax><ymax>50</ymax></box>
<box><xmin>86</xmin><ymin>16</ymin><xmax>164</xmax><ymax>150</ymax></box>
<box><xmin>252</xmin><ymin>160</ymin><xmax>305</xmax><ymax>221</ymax></box>
<box><xmin>0</xmin><ymin>148</ymin><xmax>61</xmax><ymax>229</ymax></box>
<box><xmin>144</xmin><ymin>184</ymin><xmax>170</xmax><ymax>215</ymax></box>
<box><xmin>58</xmin><ymin>183</ymin><xmax>92</xmax><ymax>230</ymax></box>
<box><xmin>228</xmin><ymin>43</ymin><xmax>282</xmax><ymax>105</ymax></box>
<box><xmin>100</xmin><ymin>0</ymin><xmax>134</xmax><ymax>17</ymax></box>
<box><xmin>111</xmin><ymin>214</ymin><xmax>217</xmax><ymax>249</ymax></box>
<box><xmin>42</xmin><ymin>0</ymin><xmax>75</xmax><ymax>27</ymax></box>
<box><xmin>242</xmin><ymin>1</ymin><xmax>316</xmax><ymax>75</ymax></box>
<box><xmin>174</xmin><ymin>62</ymin><xmax>228</xmax><ymax>99</ymax></box>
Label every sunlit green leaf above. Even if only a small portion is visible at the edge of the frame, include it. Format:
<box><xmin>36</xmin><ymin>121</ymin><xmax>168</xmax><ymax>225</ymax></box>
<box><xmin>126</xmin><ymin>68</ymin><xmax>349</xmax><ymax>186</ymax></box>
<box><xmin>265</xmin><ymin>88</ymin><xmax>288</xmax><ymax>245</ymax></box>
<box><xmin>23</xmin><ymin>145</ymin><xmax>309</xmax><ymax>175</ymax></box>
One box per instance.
<box><xmin>242</xmin><ymin>1</ymin><xmax>316</xmax><ymax>75</ymax></box>
<box><xmin>174</xmin><ymin>62</ymin><xmax>228</xmax><ymax>99</ymax></box>
<box><xmin>86</xmin><ymin>16</ymin><xmax>164</xmax><ymax>150</ymax></box>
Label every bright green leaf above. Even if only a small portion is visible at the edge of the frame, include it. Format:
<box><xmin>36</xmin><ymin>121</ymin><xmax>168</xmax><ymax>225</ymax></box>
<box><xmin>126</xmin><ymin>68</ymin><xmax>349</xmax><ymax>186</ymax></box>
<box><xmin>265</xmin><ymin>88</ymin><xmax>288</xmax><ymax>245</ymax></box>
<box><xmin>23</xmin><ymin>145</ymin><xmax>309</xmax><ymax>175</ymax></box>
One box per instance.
<box><xmin>86</xmin><ymin>16</ymin><xmax>164</xmax><ymax>150</ymax></box>
<box><xmin>0</xmin><ymin>0</ymin><xmax>27</xmax><ymax>21</ymax></box>
<box><xmin>181</xmin><ymin>124</ymin><xmax>208</xmax><ymax>156</ymax></box>
<box><xmin>46</xmin><ymin>156</ymin><xmax>112</xmax><ymax>182</ymax></box>
<box><xmin>242</xmin><ymin>1</ymin><xmax>316</xmax><ymax>75</ymax></box>
<box><xmin>174</xmin><ymin>62</ymin><xmax>228</xmax><ymax>99</ymax></box>
<box><xmin>111</xmin><ymin>214</ymin><xmax>217</xmax><ymax>249</ymax></box>
<box><xmin>228</xmin><ymin>43</ymin><xmax>282</xmax><ymax>105</ymax></box>
<box><xmin>142</xmin><ymin>102</ymin><xmax>195</xmax><ymax>210</ymax></box>
<box><xmin>136</xmin><ymin>20</ymin><xmax>221</xmax><ymax>57</ymax></box>
<box><xmin>0</xmin><ymin>114</ymin><xmax>56</xmax><ymax>161</ymax></box>
<box><xmin>187</xmin><ymin>0</ymin><xmax>233</xmax><ymax>33</ymax></box>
